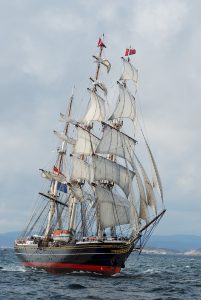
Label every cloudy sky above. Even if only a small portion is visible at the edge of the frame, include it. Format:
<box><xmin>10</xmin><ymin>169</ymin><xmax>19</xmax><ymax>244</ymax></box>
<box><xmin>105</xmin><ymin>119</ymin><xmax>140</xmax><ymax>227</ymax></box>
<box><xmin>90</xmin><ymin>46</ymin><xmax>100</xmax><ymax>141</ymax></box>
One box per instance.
<box><xmin>0</xmin><ymin>0</ymin><xmax>201</xmax><ymax>235</ymax></box>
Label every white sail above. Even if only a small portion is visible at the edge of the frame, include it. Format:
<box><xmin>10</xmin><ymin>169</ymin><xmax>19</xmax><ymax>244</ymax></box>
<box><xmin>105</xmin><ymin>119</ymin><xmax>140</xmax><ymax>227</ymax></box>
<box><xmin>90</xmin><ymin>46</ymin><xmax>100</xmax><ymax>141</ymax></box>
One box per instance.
<box><xmin>40</xmin><ymin>169</ymin><xmax>66</xmax><ymax>183</ymax></box>
<box><xmin>135</xmin><ymin>168</ymin><xmax>149</xmax><ymax>223</ymax></box>
<box><xmin>74</xmin><ymin>126</ymin><xmax>99</xmax><ymax>155</ymax></box>
<box><xmin>59</xmin><ymin>113</ymin><xmax>77</xmax><ymax>125</ymax></box>
<box><xmin>71</xmin><ymin>157</ymin><xmax>93</xmax><ymax>183</ymax></box>
<box><xmin>93</xmin><ymin>81</ymin><xmax>108</xmax><ymax>95</ymax></box>
<box><xmin>96</xmin><ymin>124</ymin><xmax>135</xmax><ymax>164</ymax></box>
<box><xmin>128</xmin><ymin>190</ymin><xmax>139</xmax><ymax>232</ymax></box>
<box><xmin>70</xmin><ymin>183</ymin><xmax>84</xmax><ymax>201</ymax></box>
<box><xmin>81</xmin><ymin>90</ymin><xmax>106</xmax><ymax>123</ymax></box>
<box><xmin>143</xmin><ymin>133</ymin><xmax>163</xmax><ymax>201</ymax></box>
<box><xmin>92</xmin><ymin>155</ymin><xmax>135</xmax><ymax>197</ymax></box>
<box><xmin>70</xmin><ymin>155</ymin><xmax>135</xmax><ymax>197</ymax></box>
<box><xmin>95</xmin><ymin>186</ymin><xmax>130</xmax><ymax>228</ymax></box>
<box><xmin>134</xmin><ymin>155</ymin><xmax>157</xmax><ymax>214</ymax></box>
<box><xmin>120</xmin><ymin>57</ymin><xmax>138</xmax><ymax>83</ymax></box>
<box><xmin>53</xmin><ymin>130</ymin><xmax>76</xmax><ymax>145</ymax></box>
<box><xmin>109</xmin><ymin>84</ymin><xmax>136</xmax><ymax>121</ymax></box>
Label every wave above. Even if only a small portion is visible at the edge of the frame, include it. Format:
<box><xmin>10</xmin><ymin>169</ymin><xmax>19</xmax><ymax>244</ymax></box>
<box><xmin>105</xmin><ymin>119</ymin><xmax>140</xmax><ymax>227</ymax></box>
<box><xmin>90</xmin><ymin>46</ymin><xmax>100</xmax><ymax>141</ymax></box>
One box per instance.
<box><xmin>0</xmin><ymin>264</ymin><xmax>26</xmax><ymax>272</ymax></box>
<box><xmin>68</xmin><ymin>283</ymin><xmax>86</xmax><ymax>289</ymax></box>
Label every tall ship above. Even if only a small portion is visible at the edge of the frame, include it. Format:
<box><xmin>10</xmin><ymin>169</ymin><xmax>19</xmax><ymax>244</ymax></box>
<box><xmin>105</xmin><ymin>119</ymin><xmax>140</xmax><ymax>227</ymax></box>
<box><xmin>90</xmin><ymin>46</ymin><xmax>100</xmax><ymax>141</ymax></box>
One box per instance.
<box><xmin>14</xmin><ymin>37</ymin><xmax>166</xmax><ymax>275</ymax></box>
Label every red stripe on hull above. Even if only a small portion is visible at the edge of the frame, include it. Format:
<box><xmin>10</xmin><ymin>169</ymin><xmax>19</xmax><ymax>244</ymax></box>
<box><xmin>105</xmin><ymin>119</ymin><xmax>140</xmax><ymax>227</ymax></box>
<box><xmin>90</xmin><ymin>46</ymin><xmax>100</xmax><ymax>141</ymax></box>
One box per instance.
<box><xmin>23</xmin><ymin>262</ymin><xmax>121</xmax><ymax>274</ymax></box>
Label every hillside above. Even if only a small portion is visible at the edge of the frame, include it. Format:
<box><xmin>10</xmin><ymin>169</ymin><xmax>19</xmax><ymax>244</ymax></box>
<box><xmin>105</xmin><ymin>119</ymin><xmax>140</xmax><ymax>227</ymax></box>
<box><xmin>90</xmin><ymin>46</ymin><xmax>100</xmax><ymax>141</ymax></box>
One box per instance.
<box><xmin>0</xmin><ymin>231</ymin><xmax>20</xmax><ymax>247</ymax></box>
<box><xmin>146</xmin><ymin>235</ymin><xmax>201</xmax><ymax>251</ymax></box>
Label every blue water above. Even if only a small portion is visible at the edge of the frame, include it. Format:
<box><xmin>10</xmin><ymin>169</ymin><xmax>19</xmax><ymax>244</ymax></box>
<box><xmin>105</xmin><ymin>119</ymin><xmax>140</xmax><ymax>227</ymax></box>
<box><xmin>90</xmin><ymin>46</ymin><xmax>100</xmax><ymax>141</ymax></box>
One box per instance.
<box><xmin>0</xmin><ymin>248</ymin><xmax>201</xmax><ymax>299</ymax></box>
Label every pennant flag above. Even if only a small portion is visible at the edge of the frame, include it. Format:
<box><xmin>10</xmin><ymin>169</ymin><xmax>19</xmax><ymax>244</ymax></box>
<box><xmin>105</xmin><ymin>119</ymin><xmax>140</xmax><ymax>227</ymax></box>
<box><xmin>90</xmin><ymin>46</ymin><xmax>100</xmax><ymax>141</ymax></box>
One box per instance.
<box><xmin>57</xmin><ymin>182</ymin><xmax>68</xmax><ymax>193</ymax></box>
<box><xmin>97</xmin><ymin>38</ymin><xmax>106</xmax><ymax>48</ymax></box>
<box><xmin>125</xmin><ymin>48</ymin><xmax>136</xmax><ymax>56</ymax></box>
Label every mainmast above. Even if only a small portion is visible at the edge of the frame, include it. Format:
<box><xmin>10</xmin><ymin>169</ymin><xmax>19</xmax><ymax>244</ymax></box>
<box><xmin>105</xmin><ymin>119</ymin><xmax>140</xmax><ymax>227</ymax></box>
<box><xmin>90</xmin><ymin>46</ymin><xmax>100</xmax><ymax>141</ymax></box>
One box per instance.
<box><xmin>93</xmin><ymin>35</ymin><xmax>108</xmax><ymax>238</ymax></box>
<box><xmin>67</xmin><ymin>37</ymin><xmax>108</xmax><ymax>238</ymax></box>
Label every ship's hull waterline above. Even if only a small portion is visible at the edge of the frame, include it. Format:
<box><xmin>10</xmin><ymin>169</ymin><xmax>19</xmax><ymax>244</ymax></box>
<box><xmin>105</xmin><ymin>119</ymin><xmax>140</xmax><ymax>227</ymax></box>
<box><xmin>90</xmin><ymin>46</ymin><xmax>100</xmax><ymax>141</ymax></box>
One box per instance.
<box><xmin>14</xmin><ymin>241</ymin><xmax>134</xmax><ymax>275</ymax></box>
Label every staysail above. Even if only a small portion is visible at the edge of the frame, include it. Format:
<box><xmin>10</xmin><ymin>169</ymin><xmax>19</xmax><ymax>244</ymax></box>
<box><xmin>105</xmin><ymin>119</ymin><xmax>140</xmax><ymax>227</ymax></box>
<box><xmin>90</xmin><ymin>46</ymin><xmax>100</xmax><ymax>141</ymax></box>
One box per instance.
<box><xmin>133</xmin><ymin>154</ymin><xmax>157</xmax><ymax>214</ymax></box>
<box><xmin>142</xmin><ymin>132</ymin><xmax>163</xmax><ymax>201</ymax></box>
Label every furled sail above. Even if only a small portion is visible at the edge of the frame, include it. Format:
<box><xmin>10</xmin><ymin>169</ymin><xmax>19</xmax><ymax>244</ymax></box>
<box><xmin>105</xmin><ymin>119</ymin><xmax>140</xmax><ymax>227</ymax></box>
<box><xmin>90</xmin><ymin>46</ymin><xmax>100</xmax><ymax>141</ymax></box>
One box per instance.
<box><xmin>96</xmin><ymin>124</ymin><xmax>136</xmax><ymax>164</ymax></box>
<box><xmin>74</xmin><ymin>126</ymin><xmax>100</xmax><ymax>155</ymax></box>
<box><xmin>109</xmin><ymin>83</ymin><xmax>136</xmax><ymax>121</ymax></box>
<box><xmin>40</xmin><ymin>169</ymin><xmax>66</xmax><ymax>183</ymax></box>
<box><xmin>59</xmin><ymin>113</ymin><xmax>76</xmax><ymax>124</ymax></box>
<box><xmin>93</xmin><ymin>81</ymin><xmax>108</xmax><ymax>96</ymax></box>
<box><xmin>89</xmin><ymin>77</ymin><xmax>108</xmax><ymax>96</ymax></box>
<box><xmin>92</xmin><ymin>155</ymin><xmax>135</xmax><ymax>197</ymax></box>
<box><xmin>95</xmin><ymin>186</ymin><xmax>130</xmax><ymax>228</ymax></box>
<box><xmin>93</xmin><ymin>55</ymin><xmax>111</xmax><ymax>73</ymax></box>
<box><xmin>81</xmin><ymin>90</ymin><xmax>106</xmax><ymax>124</ymax></box>
<box><xmin>53</xmin><ymin>130</ymin><xmax>76</xmax><ymax>145</ymax></box>
<box><xmin>120</xmin><ymin>57</ymin><xmax>138</xmax><ymax>83</ymax></box>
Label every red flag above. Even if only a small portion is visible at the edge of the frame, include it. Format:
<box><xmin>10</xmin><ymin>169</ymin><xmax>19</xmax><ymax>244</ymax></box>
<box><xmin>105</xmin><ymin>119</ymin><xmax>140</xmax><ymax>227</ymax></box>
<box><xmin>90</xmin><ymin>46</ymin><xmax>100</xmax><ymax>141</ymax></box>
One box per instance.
<box><xmin>97</xmin><ymin>38</ymin><xmax>106</xmax><ymax>48</ymax></box>
<box><xmin>125</xmin><ymin>48</ymin><xmax>129</xmax><ymax>56</ymax></box>
<box><xmin>53</xmin><ymin>166</ymin><xmax>64</xmax><ymax>176</ymax></box>
<box><xmin>125</xmin><ymin>48</ymin><xmax>136</xmax><ymax>56</ymax></box>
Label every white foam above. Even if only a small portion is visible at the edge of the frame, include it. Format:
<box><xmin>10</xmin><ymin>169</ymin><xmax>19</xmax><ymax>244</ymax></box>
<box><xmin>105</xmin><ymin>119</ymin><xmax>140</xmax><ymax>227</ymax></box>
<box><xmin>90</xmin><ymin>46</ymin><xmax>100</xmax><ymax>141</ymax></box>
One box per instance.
<box><xmin>1</xmin><ymin>265</ymin><xmax>26</xmax><ymax>272</ymax></box>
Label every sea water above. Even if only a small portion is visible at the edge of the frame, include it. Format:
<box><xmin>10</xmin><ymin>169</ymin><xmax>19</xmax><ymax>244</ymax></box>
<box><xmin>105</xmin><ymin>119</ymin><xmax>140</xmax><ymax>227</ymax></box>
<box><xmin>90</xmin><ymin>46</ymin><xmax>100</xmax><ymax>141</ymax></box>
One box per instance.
<box><xmin>0</xmin><ymin>248</ymin><xmax>201</xmax><ymax>299</ymax></box>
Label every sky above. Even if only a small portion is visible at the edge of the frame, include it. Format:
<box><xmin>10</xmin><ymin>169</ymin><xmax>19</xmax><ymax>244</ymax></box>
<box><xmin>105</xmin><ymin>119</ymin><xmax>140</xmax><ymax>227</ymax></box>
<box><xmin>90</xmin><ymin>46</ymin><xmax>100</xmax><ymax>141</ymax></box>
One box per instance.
<box><xmin>0</xmin><ymin>0</ymin><xmax>201</xmax><ymax>235</ymax></box>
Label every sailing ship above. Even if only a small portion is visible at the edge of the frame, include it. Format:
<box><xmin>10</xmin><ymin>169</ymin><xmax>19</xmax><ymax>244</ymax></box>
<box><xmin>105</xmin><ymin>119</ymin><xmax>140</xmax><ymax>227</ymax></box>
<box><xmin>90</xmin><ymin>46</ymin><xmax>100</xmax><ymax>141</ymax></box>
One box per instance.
<box><xmin>14</xmin><ymin>37</ymin><xmax>166</xmax><ymax>275</ymax></box>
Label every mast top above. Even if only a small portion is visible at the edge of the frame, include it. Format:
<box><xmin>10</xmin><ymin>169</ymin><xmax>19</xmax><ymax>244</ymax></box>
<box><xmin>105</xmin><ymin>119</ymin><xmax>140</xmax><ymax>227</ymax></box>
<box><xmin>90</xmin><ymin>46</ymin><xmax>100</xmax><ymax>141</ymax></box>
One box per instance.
<box><xmin>97</xmin><ymin>34</ymin><xmax>106</xmax><ymax>48</ymax></box>
<box><xmin>95</xmin><ymin>36</ymin><xmax>106</xmax><ymax>81</ymax></box>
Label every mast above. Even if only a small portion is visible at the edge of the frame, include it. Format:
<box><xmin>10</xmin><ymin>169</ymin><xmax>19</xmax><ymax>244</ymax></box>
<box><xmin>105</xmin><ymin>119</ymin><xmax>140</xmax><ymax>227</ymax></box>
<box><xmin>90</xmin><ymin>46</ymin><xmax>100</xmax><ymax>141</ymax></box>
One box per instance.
<box><xmin>118</xmin><ymin>50</ymin><xmax>139</xmax><ymax>234</ymax></box>
<box><xmin>44</xmin><ymin>91</ymin><xmax>74</xmax><ymax>237</ymax></box>
<box><xmin>95</xmin><ymin>35</ymin><xmax>105</xmax><ymax>81</ymax></box>
<box><xmin>95</xmin><ymin>35</ymin><xmax>105</xmax><ymax>239</ymax></box>
<box><xmin>68</xmin><ymin>196</ymin><xmax>77</xmax><ymax>233</ymax></box>
<box><xmin>75</xmin><ymin>35</ymin><xmax>108</xmax><ymax>239</ymax></box>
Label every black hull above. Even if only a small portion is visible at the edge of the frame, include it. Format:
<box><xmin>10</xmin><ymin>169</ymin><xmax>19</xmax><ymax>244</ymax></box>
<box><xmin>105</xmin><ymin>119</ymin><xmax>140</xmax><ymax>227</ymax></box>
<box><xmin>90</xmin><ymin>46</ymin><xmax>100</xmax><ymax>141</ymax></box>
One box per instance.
<box><xmin>14</xmin><ymin>241</ymin><xmax>134</xmax><ymax>275</ymax></box>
